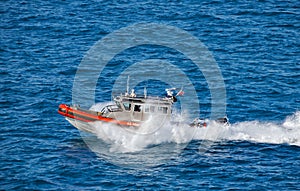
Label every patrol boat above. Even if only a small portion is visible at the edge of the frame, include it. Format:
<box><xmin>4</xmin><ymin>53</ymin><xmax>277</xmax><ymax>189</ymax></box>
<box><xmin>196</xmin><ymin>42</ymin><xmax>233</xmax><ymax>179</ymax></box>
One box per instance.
<box><xmin>58</xmin><ymin>87</ymin><xmax>187</xmax><ymax>133</ymax></box>
<box><xmin>58</xmin><ymin>87</ymin><xmax>228</xmax><ymax>133</ymax></box>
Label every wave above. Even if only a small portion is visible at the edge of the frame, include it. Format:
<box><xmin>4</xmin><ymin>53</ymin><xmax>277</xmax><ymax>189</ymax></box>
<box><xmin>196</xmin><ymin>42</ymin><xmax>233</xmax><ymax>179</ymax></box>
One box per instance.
<box><xmin>214</xmin><ymin>111</ymin><xmax>300</xmax><ymax>146</ymax></box>
<box><xmin>78</xmin><ymin>109</ymin><xmax>299</xmax><ymax>167</ymax></box>
<box><xmin>86</xmin><ymin>103</ymin><xmax>300</xmax><ymax>153</ymax></box>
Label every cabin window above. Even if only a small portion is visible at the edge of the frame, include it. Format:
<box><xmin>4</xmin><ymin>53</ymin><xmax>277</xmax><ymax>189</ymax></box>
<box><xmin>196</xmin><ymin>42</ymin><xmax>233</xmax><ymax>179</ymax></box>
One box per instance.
<box><xmin>158</xmin><ymin>106</ymin><xmax>168</xmax><ymax>114</ymax></box>
<box><xmin>145</xmin><ymin>105</ymin><xmax>155</xmax><ymax>113</ymax></box>
<box><xmin>123</xmin><ymin>102</ymin><xmax>131</xmax><ymax>111</ymax></box>
<box><xmin>134</xmin><ymin>105</ymin><xmax>141</xmax><ymax>112</ymax></box>
<box><xmin>145</xmin><ymin>105</ymin><xmax>150</xmax><ymax>113</ymax></box>
<box><xmin>101</xmin><ymin>107</ymin><xmax>109</xmax><ymax>114</ymax></box>
<box><xmin>116</xmin><ymin>102</ymin><xmax>122</xmax><ymax>109</ymax></box>
<box><xmin>150</xmin><ymin>106</ymin><xmax>155</xmax><ymax>112</ymax></box>
<box><xmin>163</xmin><ymin>107</ymin><xmax>168</xmax><ymax>114</ymax></box>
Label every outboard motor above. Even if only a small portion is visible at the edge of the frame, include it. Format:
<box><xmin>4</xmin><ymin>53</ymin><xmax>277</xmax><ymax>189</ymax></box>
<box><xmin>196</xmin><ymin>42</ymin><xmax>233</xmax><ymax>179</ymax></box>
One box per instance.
<box><xmin>216</xmin><ymin>117</ymin><xmax>229</xmax><ymax>125</ymax></box>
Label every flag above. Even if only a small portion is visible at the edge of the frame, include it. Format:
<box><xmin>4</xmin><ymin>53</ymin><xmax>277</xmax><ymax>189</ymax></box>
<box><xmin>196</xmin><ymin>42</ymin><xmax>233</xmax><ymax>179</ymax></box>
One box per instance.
<box><xmin>177</xmin><ymin>90</ymin><xmax>184</xmax><ymax>96</ymax></box>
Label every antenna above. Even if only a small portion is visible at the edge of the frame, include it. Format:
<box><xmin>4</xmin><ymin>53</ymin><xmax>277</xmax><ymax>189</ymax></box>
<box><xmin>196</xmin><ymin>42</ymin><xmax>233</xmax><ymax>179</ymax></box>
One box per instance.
<box><xmin>126</xmin><ymin>76</ymin><xmax>130</xmax><ymax>95</ymax></box>
<box><xmin>144</xmin><ymin>86</ymin><xmax>147</xmax><ymax>98</ymax></box>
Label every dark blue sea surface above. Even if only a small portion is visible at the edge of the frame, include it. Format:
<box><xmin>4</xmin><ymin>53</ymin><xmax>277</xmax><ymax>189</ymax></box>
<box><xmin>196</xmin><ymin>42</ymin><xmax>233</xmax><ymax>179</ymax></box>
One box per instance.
<box><xmin>1</xmin><ymin>0</ymin><xmax>299</xmax><ymax>190</ymax></box>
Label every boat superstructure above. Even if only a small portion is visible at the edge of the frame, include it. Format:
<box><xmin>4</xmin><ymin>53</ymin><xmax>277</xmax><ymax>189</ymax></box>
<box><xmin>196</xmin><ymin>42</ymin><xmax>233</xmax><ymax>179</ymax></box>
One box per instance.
<box><xmin>58</xmin><ymin>87</ymin><xmax>182</xmax><ymax>132</ymax></box>
<box><xmin>58</xmin><ymin>85</ymin><xmax>228</xmax><ymax>132</ymax></box>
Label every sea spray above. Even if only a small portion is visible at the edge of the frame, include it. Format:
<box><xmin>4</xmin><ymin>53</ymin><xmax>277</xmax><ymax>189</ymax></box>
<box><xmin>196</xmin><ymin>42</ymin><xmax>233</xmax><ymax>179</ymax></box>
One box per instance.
<box><xmin>90</xmin><ymin>118</ymin><xmax>196</xmax><ymax>153</ymax></box>
<box><xmin>81</xmin><ymin>118</ymin><xmax>194</xmax><ymax>167</ymax></box>
<box><xmin>207</xmin><ymin>111</ymin><xmax>300</xmax><ymax>146</ymax></box>
<box><xmin>88</xmin><ymin>102</ymin><xmax>300</xmax><ymax>151</ymax></box>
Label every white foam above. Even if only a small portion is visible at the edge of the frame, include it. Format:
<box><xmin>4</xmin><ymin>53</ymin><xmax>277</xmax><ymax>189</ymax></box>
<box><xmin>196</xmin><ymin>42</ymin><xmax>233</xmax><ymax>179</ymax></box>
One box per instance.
<box><xmin>194</xmin><ymin>111</ymin><xmax>300</xmax><ymax>147</ymax></box>
<box><xmin>89</xmin><ymin>119</ymin><xmax>196</xmax><ymax>153</ymax></box>
<box><xmin>82</xmin><ymin>108</ymin><xmax>300</xmax><ymax>153</ymax></box>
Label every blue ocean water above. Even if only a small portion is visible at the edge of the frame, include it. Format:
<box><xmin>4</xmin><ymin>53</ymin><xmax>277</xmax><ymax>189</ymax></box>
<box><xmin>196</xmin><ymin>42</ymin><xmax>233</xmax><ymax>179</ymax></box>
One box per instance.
<box><xmin>1</xmin><ymin>0</ymin><xmax>299</xmax><ymax>190</ymax></box>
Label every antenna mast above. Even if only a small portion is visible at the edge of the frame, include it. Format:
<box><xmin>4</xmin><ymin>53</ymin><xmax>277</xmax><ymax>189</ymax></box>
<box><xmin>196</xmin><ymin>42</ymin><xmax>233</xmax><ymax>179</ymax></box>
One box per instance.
<box><xmin>126</xmin><ymin>76</ymin><xmax>130</xmax><ymax>95</ymax></box>
<box><xmin>144</xmin><ymin>86</ymin><xmax>147</xmax><ymax>98</ymax></box>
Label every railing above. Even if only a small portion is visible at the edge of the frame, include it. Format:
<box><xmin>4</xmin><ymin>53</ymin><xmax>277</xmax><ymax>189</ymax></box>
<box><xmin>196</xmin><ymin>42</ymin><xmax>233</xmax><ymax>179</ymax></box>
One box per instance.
<box><xmin>101</xmin><ymin>105</ymin><xmax>122</xmax><ymax>113</ymax></box>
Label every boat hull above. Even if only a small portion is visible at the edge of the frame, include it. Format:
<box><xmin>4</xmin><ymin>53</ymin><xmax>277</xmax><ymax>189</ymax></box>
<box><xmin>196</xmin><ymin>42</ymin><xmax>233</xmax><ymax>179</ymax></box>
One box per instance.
<box><xmin>66</xmin><ymin>118</ymin><xmax>96</xmax><ymax>134</ymax></box>
<box><xmin>58</xmin><ymin>104</ymin><xmax>229</xmax><ymax>132</ymax></box>
<box><xmin>58</xmin><ymin>104</ymin><xmax>140</xmax><ymax>128</ymax></box>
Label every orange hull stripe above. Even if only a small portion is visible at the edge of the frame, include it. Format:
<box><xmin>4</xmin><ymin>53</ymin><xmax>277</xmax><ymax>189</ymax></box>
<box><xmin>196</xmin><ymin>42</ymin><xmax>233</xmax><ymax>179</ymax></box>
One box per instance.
<box><xmin>58</xmin><ymin>104</ymin><xmax>139</xmax><ymax>127</ymax></box>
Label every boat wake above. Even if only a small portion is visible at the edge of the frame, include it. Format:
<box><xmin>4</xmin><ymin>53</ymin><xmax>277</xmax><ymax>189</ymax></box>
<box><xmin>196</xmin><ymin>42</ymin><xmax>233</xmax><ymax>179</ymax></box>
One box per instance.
<box><xmin>78</xmin><ymin>110</ymin><xmax>300</xmax><ymax>167</ymax></box>
<box><xmin>210</xmin><ymin>111</ymin><xmax>300</xmax><ymax>147</ymax></box>
<box><xmin>84</xmin><ymin>109</ymin><xmax>300</xmax><ymax>152</ymax></box>
<box><xmin>89</xmin><ymin>116</ymin><xmax>196</xmax><ymax>153</ymax></box>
